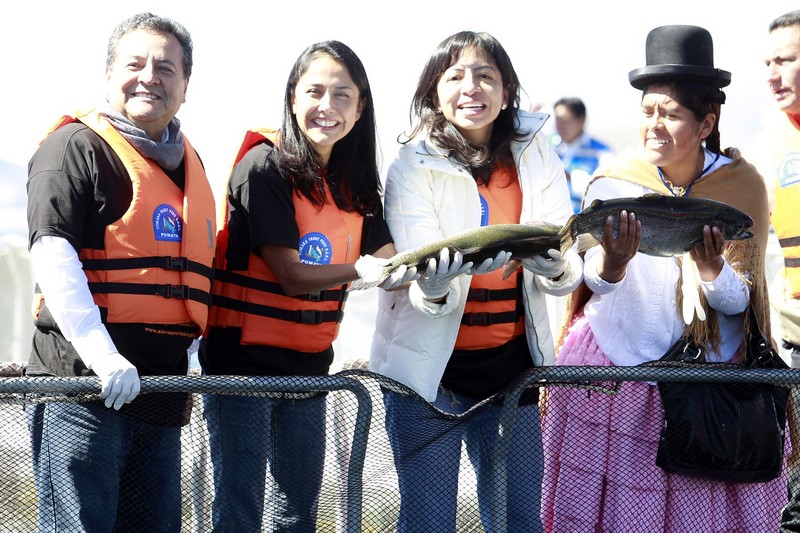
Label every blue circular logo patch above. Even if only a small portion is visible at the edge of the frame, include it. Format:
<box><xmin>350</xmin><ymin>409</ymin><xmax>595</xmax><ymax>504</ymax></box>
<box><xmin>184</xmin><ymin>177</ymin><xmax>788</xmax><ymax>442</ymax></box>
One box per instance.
<box><xmin>298</xmin><ymin>232</ymin><xmax>333</xmax><ymax>265</ymax></box>
<box><xmin>152</xmin><ymin>204</ymin><xmax>183</xmax><ymax>242</ymax></box>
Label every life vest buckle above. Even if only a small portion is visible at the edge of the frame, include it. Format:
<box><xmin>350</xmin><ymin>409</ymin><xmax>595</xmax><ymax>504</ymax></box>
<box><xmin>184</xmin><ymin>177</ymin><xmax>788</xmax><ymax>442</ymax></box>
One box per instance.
<box><xmin>463</xmin><ymin>312</ymin><xmax>490</xmax><ymax>326</ymax></box>
<box><xmin>168</xmin><ymin>257</ymin><xmax>189</xmax><ymax>271</ymax></box>
<box><xmin>161</xmin><ymin>284</ymin><xmax>189</xmax><ymax>299</ymax></box>
<box><xmin>299</xmin><ymin>310</ymin><xmax>323</xmax><ymax>324</ymax></box>
<box><xmin>467</xmin><ymin>288</ymin><xmax>490</xmax><ymax>302</ymax></box>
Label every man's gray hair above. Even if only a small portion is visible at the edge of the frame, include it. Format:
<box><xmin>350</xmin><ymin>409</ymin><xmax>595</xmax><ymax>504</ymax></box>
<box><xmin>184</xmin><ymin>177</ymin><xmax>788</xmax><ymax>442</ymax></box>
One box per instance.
<box><xmin>770</xmin><ymin>10</ymin><xmax>800</xmax><ymax>33</ymax></box>
<box><xmin>106</xmin><ymin>12</ymin><xmax>193</xmax><ymax>78</ymax></box>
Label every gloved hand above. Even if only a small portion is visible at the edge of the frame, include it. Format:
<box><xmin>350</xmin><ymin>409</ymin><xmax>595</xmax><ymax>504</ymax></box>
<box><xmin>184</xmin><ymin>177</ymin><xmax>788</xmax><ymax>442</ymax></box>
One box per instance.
<box><xmin>468</xmin><ymin>250</ymin><xmax>512</xmax><ymax>275</ymax></box>
<box><xmin>89</xmin><ymin>352</ymin><xmax>141</xmax><ymax>410</ymax></box>
<box><xmin>416</xmin><ymin>247</ymin><xmax>473</xmax><ymax>300</ymax></box>
<box><xmin>379</xmin><ymin>264</ymin><xmax>420</xmax><ymax>290</ymax></box>
<box><xmin>354</xmin><ymin>254</ymin><xmax>390</xmax><ymax>286</ymax></box>
<box><xmin>520</xmin><ymin>249</ymin><xmax>567</xmax><ymax>279</ymax></box>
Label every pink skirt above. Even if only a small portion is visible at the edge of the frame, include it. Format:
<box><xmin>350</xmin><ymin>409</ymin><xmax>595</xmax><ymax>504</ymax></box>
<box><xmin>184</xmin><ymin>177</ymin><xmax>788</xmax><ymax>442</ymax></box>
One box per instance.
<box><xmin>540</xmin><ymin>315</ymin><xmax>788</xmax><ymax>532</ymax></box>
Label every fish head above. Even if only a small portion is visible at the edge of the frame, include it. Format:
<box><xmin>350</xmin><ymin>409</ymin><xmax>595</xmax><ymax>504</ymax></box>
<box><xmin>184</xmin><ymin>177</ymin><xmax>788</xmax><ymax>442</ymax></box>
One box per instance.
<box><xmin>711</xmin><ymin>206</ymin><xmax>755</xmax><ymax>242</ymax></box>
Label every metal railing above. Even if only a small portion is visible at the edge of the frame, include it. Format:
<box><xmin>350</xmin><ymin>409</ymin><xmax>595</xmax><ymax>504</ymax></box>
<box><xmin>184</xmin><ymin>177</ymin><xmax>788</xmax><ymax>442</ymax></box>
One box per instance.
<box><xmin>1</xmin><ymin>364</ymin><xmax>796</xmax><ymax>532</ymax></box>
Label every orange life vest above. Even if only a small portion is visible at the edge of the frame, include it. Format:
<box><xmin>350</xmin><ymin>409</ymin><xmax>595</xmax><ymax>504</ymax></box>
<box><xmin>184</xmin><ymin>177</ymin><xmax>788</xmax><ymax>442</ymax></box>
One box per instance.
<box><xmin>454</xmin><ymin>165</ymin><xmax>525</xmax><ymax>350</ymax></box>
<box><xmin>208</xmin><ymin>130</ymin><xmax>363</xmax><ymax>352</ymax></box>
<box><xmin>37</xmin><ymin>110</ymin><xmax>216</xmax><ymax>333</ymax></box>
<box><xmin>771</xmin><ymin>117</ymin><xmax>800</xmax><ymax>299</ymax></box>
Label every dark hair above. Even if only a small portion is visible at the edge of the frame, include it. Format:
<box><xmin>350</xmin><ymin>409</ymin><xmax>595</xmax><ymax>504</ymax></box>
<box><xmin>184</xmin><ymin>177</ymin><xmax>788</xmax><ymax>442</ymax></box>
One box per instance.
<box><xmin>277</xmin><ymin>41</ymin><xmax>381</xmax><ymax>215</ymax></box>
<box><xmin>107</xmin><ymin>12</ymin><xmax>193</xmax><ymax>78</ymax></box>
<box><xmin>403</xmin><ymin>31</ymin><xmax>525</xmax><ymax>184</ymax></box>
<box><xmin>770</xmin><ymin>10</ymin><xmax>800</xmax><ymax>31</ymax></box>
<box><xmin>645</xmin><ymin>80</ymin><xmax>724</xmax><ymax>152</ymax></box>
<box><xmin>554</xmin><ymin>97</ymin><xmax>587</xmax><ymax>120</ymax></box>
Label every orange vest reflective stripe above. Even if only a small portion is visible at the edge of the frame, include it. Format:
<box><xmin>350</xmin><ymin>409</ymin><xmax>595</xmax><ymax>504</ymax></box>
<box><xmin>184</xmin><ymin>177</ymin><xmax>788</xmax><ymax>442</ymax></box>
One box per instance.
<box><xmin>56</xmin><ymin>110</ymin><xmax>216</xmax><ymax>333</ymax></box>
<box><xmin>455</xmin><ymin>165</ymin><xmax>525</xmax><ymax>350</ymax></box>
<box><xmin>208</xmin><ymin>130</ymin><xmax>363</xmax><ymax>352</ymax></box>
<box><xmin>771</xmin><ymin>121</ymin><xmax>800</xmax><ymax>299</ymax></box>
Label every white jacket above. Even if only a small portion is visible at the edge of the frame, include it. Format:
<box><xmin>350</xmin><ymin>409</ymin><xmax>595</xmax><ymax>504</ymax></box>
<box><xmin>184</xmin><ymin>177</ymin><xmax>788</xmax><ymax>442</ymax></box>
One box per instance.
<box><xmin>370</xmin><ymin>111</ymin><xmax>582</xmax><ymax>401</ymax></box>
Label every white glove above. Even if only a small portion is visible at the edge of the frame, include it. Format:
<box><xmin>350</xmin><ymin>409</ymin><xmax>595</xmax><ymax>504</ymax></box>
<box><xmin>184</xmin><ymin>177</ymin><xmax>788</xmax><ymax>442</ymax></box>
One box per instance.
<box><xmin>354</xmin><ymin>254</ymin><xmax>390</xmax><ymax>285</ymax></box>
<box><xmin>89</xmin><ymin>352</ymin><xmax>141</xmax><ymax>410</ymax></box>
<box><xmin>520</xmin><ymin>249</ymin><xmax>567</xmax><ymax>279</ymax></box>
<box><xmin>468</xmin><ymin>250</ymin><xmax>512</xmax><ymax>275</ymax></box>
<box><xmin>416</xmin><ymin>247</ymin><xmax>473</xmax><ymax>300</ymax></box>
<box><xmin>379</xmin><ymin>264</ymin><xmax>420</xmax><ymax>290</ymax></box>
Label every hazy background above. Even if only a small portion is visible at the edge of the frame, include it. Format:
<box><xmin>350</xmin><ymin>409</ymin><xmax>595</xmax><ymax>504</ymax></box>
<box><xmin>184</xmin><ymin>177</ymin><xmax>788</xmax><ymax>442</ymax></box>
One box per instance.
<box><xmin>2</xmin><ymin>1</ymin><xmax>797</xmax><ymax>228</ymax></box>
<box><xmin>0</xmin><ymin>1</ymin><xmax>796</xmax><ymax>363</ymax></box>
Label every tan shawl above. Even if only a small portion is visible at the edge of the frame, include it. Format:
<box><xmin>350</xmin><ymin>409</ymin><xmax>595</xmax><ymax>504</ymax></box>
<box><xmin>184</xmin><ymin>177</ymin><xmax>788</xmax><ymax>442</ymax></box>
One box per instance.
<box><xmin>559</xmin><ymin>147</ymin><xmax>771</xmax><ymax>357</ymax></box>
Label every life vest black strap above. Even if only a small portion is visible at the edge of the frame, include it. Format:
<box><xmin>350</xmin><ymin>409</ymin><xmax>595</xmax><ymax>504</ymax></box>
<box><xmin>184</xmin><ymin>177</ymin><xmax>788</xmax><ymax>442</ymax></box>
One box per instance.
<box><xmin>466</xmin><ymin>287</ymin><xmax>519</xmax><ymax>302</ymax></box>
<box><xmin>786</xmin><ymin>257</ymin><xmax>800</xmax><ymax>268</ymax></box>
<box><xmin>214</xmin><ymin>269</ymin><xmax>346</xmax><ymax>302</ymax></box>
<box><xmin>87</xmin><ymin>282</ymin><xmax>211</xmax><ymax>305</ymax></box>
<box><xmin>462</xmin><ymin>275</ymin><xmax>524</xmax><ymax>326</ymax></box>
<box><xmin>210</xmin><ymin>295</ymin><xmax>344</xmax><ymax>324</ymax></box>
<box><xmin>81</xmin><ymin>256</ymin><xmax>214</xmax><ymax>281</ymax></box>
<box><xmin>466</xmin><ymin>271</ymin><xmax>523</xmax><ymax>303</ymax></box>
<box><xmin>461</xmin><ymin>294</ymin><xmax>525</xmax><ymax>326</ymax></box>
<box><xmin>461</xmin><ymin>309</ymin><xmax>522</xmax><ymax>326</ymax></box>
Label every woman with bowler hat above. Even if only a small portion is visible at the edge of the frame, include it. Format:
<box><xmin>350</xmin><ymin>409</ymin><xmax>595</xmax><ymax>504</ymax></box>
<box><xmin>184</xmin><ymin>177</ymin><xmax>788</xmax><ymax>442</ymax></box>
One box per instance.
<box><xmin>539</xmin><ymin>25</ymin><xmax>784</xmax><ymax>531</ymax></box>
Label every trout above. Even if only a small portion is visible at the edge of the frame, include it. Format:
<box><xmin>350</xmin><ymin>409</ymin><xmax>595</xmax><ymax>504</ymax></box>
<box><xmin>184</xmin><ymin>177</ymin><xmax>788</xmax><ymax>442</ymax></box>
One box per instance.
<box><xmin>559</xmin><ymin>194</ymin><xmax>754</xmax><ymax>256</ymax></box>
<box><xmin>350</xmin><ymin>222</ymin><xmax>562</xmax><ymax>291</ymax></box>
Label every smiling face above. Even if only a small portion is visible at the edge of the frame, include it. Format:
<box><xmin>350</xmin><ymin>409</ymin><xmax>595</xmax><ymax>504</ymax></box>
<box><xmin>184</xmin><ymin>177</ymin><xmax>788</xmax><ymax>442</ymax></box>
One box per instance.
<box><xmin>766</xmin><ymin>26</ymin><xmax>800</xmax><ymax>115</ymax></box>
<box><xmin>291</xmin><ymin>53</ymin><xmax>364</xmax><ymax>166</ymax></box>
<box><xmin>638</xmin><ymin>84</ymin><xmax>714</xmax><ymax>181</ymax></box>
<box><xmin>106</xmin><ymin>29</ymin><xmax>188</xmax><ymax>140</ymax></box>
<box><xmin>435</xmin><ymin>47</ymin><xmax>507</xmax><ymax>147</ymax></box>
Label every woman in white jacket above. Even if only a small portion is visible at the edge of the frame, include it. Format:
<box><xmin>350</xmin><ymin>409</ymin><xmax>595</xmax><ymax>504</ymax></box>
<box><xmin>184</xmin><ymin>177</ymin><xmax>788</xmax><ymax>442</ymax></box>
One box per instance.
<box><xmin>369</xmin><ymin>31</ymin><xmax>582</xmax><ymax>533</ymax></box>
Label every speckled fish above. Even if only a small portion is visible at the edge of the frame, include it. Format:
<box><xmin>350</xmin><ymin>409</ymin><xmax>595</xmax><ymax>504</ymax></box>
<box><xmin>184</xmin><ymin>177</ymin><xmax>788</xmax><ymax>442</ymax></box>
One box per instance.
<box><xmin>350</xmin><ymin>222</ymin><xmax>562</xmax><ymax>291</ymax></box>
<box><xmin>559</xmin><ymin>193</ymin><xmax>754</xmax><ymax>256</ymax></box>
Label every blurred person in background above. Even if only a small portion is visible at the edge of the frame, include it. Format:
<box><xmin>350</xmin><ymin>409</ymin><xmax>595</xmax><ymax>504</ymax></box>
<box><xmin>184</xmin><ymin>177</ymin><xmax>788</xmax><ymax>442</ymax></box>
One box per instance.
<box><xmin>762</xmin><ymin>9</ymin><xmax>800</xmax><ymax>530</ymax></box>
<box><xmin>551</xmin><ymin>96</ymin><xmax>614</xmax><ymax>213</ymax></box>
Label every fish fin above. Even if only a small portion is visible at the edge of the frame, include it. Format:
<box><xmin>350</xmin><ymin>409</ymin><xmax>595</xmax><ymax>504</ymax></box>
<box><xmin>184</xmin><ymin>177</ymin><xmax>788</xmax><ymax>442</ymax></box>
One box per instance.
<box><xmin>680</xmin><ymin>254</ymin><xmax>706</xmax><ymax>324</ymax></box>
<box><xmin>684</xmin><ymin>238</ymin><xmax>704</xmax><ymax>252</ymax></box>
<box><xmin>559</xmin><ymin>236</ymin><xmax>574</xmax><ymax>256</ymax></box>
<box><xmin>586</xmin><ymin>199</ymin><xmax>604</xmax><ymax>209</ymax></box>
<box><xmin>576</xmin><ymin>234</ymin><xmax>601</xmax><ymax>253</ymax></box>
<box><xmin>501</xmin><ymin>259</ymin><xmax>521</xmax><ymax>280</ymax></box>
<box><xmin>455</xmin><ymin>246</ymin><xmax>482</xmax><ymax>256</ymax></box>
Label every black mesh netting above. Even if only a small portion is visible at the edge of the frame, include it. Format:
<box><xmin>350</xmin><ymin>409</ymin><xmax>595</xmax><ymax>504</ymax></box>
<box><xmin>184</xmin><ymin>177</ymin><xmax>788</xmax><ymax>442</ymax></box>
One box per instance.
<box><xmin>1</xmin><ymin>361</ymin><xmax>798</xmax><ymax>532</ymax></box>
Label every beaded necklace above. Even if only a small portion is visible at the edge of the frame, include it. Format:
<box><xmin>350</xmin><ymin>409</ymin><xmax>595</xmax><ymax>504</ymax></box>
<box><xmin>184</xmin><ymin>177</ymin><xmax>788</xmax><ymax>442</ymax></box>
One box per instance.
<box><xmin>658</xmin><ymin>151</ymin><xmax>721</xmax><ymax>197</ymax></box>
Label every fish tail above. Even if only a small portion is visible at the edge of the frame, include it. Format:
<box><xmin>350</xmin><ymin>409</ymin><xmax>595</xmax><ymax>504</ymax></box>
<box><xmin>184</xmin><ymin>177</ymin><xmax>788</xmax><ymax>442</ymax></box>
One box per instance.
<box><xmin>576</xmin><ymin>234</ymin><xmax>601</xmax><ymax>253</ymax></box>
<box><xmin>559</xmin><ymin>215</ymin><xmax>577</xmax><ymax>255</ymax></box>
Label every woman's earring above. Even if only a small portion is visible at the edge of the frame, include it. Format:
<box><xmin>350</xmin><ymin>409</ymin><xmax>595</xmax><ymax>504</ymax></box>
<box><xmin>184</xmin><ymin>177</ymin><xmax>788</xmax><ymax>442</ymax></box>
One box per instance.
<box><xmin>501</xmin><ymin>104</ymin><xmax>507</xmax><ymax>110</ymax></box>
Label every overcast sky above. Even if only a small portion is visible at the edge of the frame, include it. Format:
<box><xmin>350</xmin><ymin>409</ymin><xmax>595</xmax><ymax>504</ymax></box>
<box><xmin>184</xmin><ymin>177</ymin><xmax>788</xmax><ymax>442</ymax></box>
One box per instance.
<box><xmin>1</xmin><ymin>0</ymin><xmax>797</xmax><ymax>218</ymax></box>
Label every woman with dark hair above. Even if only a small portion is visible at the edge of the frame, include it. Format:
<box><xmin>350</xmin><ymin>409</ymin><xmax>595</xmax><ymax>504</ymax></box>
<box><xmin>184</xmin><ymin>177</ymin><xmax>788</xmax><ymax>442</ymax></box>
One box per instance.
<box><xmin>540</xmin><ymin>25</ymin><xmax>784</xmax><ymax>532</ymax></box>
<box><xmin>370</xmin><ymin>31</ymin><xmax>582</xmax><ymax>532</ymax></box>
<box><xmin>200</xmin><ymin>40</ymin><xmax>415</xmax><ymax>532</ymax></box>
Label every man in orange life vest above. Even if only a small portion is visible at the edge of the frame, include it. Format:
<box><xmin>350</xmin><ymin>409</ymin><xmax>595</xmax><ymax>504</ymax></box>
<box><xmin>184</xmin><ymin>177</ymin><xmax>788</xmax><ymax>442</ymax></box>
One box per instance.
<box><xmin>764</xmin><ymin>10</ymin><xmax>800</xmax><ymax>531</ymax></box>
<box><xmin>25</xmin><ymin>13</ymin><xmax>215</xmax><ymax>532</ymax></box>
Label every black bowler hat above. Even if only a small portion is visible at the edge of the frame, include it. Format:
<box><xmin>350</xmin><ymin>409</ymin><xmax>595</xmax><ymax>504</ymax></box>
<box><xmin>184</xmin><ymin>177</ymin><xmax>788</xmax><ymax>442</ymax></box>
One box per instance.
<box><xmin>628</xmin><ymin>25</ymin><xmax>731</xmax><ymax>90</ymax></box>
